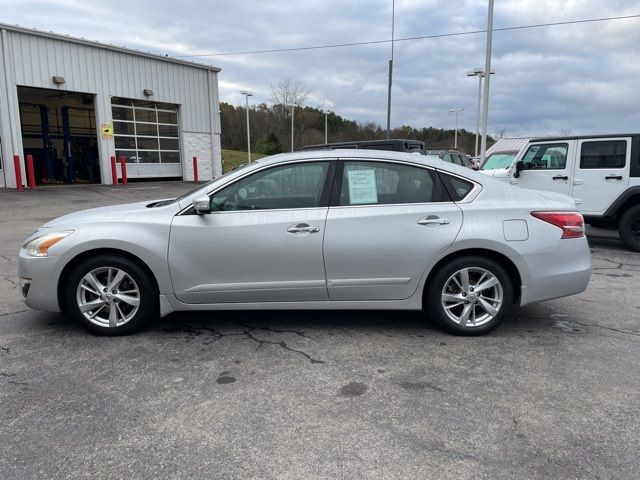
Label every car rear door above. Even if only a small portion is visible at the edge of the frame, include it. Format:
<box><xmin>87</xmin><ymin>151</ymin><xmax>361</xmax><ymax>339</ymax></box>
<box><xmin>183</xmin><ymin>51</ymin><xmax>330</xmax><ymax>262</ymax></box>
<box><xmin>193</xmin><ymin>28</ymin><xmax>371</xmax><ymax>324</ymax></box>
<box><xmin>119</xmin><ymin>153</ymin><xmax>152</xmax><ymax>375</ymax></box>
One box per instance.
<box><xmin>571</xmin><ymin>137</ymin><xmax>631</xmax><ymax>215</ymax></box>
<box><xmin>168</xmin><ymin>160</ymin><xmax>334</xmax><ymax>304</ymax></box>
<box><xmin>510</xmin><ymin>141</ymin><xmax>576</xmax><ymax>195</ymax></box>
<box><xmin>322</xmin><ymin>159</ymin><xmax>464</xmax><ymax>301</ymax></box>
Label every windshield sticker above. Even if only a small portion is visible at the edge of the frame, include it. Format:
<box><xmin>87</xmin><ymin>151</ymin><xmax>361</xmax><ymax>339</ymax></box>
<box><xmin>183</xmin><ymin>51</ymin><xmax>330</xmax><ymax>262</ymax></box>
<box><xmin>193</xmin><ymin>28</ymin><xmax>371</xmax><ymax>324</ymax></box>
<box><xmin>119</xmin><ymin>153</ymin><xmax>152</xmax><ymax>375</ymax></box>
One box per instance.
<box><xmin>347</xmin><ymin>169</ymin><xmax>378</xmax><ymax>204</ymax></box>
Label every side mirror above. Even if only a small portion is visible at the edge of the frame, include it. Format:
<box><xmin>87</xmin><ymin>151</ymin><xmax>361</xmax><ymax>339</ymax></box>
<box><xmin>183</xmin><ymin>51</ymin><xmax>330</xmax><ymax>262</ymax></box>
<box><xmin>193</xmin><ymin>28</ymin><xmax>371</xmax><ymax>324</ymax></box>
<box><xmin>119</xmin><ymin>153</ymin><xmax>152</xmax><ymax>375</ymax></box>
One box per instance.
<box><xmin>192</xmin><ymin>195</ymin><xmax>211</xmax><ymax>215</ymax></box>
<box><xmin>513</xmin><ymin>160</ymin><xmax>525</xmax><ymax>178</ymax></box>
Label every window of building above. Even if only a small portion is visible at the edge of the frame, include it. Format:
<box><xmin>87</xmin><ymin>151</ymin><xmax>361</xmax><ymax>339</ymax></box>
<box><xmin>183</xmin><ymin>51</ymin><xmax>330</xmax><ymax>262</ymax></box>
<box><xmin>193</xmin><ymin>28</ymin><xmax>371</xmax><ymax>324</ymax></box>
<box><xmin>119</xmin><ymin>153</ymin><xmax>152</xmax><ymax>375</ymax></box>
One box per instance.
<box><xmin>111</xmin><ymin>98</ymin><xmax>180</xmax><ymax>164</ymax></box>
<box><xmin>580</xmin><ymin>141</ymin><xmax>627</xmax><ymax>169</ymax></box>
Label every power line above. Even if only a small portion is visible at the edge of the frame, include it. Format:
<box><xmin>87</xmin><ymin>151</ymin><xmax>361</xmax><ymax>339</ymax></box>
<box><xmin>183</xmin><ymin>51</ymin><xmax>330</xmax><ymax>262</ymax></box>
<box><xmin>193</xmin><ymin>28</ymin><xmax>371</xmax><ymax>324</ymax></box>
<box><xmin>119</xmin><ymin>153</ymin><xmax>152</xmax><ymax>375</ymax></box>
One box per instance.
<box><xmin>175</xmin><ymin>14</ymin><xmax>640</xmax><ymax>58</ymax></box>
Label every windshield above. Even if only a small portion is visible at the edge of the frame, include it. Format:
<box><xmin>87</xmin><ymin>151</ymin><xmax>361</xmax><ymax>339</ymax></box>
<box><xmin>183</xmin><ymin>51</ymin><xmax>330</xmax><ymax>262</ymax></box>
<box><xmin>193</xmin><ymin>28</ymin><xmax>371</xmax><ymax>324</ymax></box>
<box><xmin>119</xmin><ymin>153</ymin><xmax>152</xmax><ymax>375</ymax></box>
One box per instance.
<box><xmin>482</xmin><ymin>153</ymin><xmax>517</xmax><ymax>170</ymax></box>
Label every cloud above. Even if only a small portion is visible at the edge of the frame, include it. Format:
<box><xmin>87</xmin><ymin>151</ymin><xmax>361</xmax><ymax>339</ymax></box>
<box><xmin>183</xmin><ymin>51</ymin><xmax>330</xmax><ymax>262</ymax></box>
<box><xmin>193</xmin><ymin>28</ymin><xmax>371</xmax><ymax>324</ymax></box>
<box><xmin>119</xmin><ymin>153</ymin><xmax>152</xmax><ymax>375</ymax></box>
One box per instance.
<box><xmin>1</xmin><ymin>0</ymin><xmax>639</xmax><ymax>137</ymax></box>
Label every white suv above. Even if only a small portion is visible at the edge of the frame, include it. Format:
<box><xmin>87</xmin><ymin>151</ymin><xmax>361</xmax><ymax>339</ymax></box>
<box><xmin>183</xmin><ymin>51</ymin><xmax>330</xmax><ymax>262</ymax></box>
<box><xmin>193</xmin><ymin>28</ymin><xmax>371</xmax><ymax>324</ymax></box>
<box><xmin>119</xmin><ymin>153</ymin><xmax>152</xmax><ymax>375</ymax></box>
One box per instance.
<box><xmin>482</xmin><ymin>134</ymin><xmax>640</xmax><ymax>250</ymax></box>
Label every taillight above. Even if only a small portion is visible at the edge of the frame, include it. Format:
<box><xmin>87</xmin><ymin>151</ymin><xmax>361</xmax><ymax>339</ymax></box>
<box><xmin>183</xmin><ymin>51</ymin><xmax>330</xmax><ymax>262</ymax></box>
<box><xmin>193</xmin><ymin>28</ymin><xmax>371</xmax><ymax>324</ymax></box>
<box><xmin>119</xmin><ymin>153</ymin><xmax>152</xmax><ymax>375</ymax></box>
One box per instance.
<box><xmin>531</xmin><ymin>211</ymin><xmax>585</xmax><ymax>239</ymax></box>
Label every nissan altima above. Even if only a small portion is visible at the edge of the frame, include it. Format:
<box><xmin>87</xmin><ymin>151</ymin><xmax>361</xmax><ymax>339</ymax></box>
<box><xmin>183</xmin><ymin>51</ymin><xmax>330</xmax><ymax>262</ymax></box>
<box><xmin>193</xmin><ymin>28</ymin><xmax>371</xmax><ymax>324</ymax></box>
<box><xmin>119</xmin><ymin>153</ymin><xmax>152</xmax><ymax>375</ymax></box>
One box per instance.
<box><xmin>18</xmin><ymin>150</ymin><xmax>592</xmax><ymax>336</ymax></box>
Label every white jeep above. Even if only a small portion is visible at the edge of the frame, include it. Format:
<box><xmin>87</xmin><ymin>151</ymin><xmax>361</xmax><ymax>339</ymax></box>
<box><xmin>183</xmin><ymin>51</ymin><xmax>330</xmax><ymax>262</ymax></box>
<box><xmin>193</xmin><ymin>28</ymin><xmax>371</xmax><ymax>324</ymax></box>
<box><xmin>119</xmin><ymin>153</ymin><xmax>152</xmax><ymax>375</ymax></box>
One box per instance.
<box><xmin>483</xmin><ymin>134</ymin><xmax>640</xmax><ymax>251</ymax></box>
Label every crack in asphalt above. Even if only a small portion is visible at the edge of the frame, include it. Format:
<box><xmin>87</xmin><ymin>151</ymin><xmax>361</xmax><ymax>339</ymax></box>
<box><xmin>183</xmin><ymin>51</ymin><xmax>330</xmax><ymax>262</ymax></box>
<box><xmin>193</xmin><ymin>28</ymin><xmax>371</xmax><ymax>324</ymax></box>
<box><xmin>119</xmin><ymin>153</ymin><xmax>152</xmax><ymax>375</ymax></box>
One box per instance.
<box><xmin>0</xmin><ymin>274</ymin><xmax>20</xmax><ymax>288</ymax></box>
<box><xmin>515</xmin><ymin>310</ymin><xmax>640</xmax><ymax>340</ymax></box>
<box><xmin>0</xmin><ymin>309</ymin><xmax>30</xmax><ymax>318</ymax></box>
<box><xmin>170</xmin><ymin>323</ymin><xmax>324</xmax><ymax>364</ymax></box>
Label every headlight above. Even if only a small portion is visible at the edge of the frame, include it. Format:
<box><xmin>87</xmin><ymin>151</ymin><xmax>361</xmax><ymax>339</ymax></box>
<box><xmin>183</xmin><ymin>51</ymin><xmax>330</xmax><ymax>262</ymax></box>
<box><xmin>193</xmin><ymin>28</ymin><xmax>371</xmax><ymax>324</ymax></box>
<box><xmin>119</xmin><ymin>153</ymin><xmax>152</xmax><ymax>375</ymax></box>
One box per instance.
<box><xmin>24</xmin><ymin>231</ymin><xmax>74</xmax><ymax>257</ymax></box>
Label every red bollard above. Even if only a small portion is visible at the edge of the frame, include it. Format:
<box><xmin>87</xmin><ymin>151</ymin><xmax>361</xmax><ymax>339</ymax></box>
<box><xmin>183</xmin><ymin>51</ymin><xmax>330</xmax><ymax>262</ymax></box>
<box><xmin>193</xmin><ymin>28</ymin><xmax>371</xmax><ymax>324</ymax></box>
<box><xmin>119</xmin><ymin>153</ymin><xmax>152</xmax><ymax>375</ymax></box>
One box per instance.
<box><xmin>119</xmin><ymin>156</ymin><xmax>128</xmax><ymax>185</ymax></box>
<box><xmin>13</xmin><ymin>155</ymin><xmax>23</xmax><ymax>191</ymax></box>
<box><xmin>192</xmin><ymin>156</ymin><xmax>199</xmax><ymax>182</ymax></box>
<box><xmin>26</xmin><ymin>154</ymin><xmax>36</xmax><ymax>190</ymax></box>
<box><xmin>110</xmin><ymin>156</ymin><xmax>118</xmax><ymax>185</ymax></box>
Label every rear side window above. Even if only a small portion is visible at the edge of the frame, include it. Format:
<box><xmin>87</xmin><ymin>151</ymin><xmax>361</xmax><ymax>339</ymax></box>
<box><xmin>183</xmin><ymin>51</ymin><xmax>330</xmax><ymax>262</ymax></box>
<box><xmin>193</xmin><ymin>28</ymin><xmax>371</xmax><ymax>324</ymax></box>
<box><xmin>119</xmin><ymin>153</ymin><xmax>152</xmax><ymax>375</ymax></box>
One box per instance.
<box><xmin>339</xmin><ymin>161</ymin><xmax>447</xmax><ymax>206</ymax></box>
<box><xmin>439</xmin><ymin>172</ymin><xmax>475</xmax><ymax>201</ymax></box>
<box><xmin>580</xmin><ymin>141</ymin><xmax>626</xmax><ymax>169</ymax></box>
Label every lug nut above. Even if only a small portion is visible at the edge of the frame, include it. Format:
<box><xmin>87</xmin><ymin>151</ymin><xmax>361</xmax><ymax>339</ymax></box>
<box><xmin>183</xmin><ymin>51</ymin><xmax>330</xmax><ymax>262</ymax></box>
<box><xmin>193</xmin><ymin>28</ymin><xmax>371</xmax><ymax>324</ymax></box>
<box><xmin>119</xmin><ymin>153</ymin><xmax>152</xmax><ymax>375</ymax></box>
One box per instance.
<box><xmin>470</xmin><ymin>287</ymin><xmax>474</xmax><ymax>292</ymax></box>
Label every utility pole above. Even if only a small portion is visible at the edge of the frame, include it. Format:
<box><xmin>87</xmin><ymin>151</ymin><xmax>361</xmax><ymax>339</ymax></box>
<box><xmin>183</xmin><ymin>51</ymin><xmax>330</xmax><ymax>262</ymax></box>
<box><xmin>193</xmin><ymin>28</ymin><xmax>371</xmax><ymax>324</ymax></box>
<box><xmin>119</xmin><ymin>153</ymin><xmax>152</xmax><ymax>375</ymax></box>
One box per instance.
<box><xmin>324</xmin><ymin>110</ymin><xmax>328</xmax><ymax>144</ymax></box>
<box><xmin>449</xmin><ymin>108</ymin><xmax>463</xmax><ymax>149</ymax></box>
<box><xmin>290</xmin><ymin>104</ymin><xmax>295</xmax><ymax>152</ymax></box>
<box><xmin>240</xmin><ymin>91</ymin><xmax>252</xmax><ymax>162</ymax></box>
<box><xmin>386</xmin><ymin>0</ymin><xmax>395</xmax><ymax>139</ymax></box>
<box><xmin>480</xmin><ymin>0</ymin><xmax>494</xmax><ymax>163</ymax></box>
<box><xmin>467</xmin><ymin>68</ymin><xmax>494</xmax><ymax>157</ymax></box>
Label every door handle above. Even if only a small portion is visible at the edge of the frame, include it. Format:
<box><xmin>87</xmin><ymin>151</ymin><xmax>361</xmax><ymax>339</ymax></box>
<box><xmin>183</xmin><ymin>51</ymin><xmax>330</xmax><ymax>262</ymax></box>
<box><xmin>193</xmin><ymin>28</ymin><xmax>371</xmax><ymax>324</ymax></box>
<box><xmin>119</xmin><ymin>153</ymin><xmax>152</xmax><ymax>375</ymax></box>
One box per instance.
<box><xmin>287</xmin><ymin>223</ymin><xmax>320</xmax><ymax>233</ymax></box>
<box><xmin>552</xmin><ymin>175</ymin><xmax>569</xmax><ymax>181</ymax></box>
<box><xmin>605</xmin><ymin>175</ymin><xmax>623</xmax><ymax>180</ymax></box>
<box><xmin>417</xmin><ymin>216</ymin><xmax>450</xmax><ymax>226</ymax></box>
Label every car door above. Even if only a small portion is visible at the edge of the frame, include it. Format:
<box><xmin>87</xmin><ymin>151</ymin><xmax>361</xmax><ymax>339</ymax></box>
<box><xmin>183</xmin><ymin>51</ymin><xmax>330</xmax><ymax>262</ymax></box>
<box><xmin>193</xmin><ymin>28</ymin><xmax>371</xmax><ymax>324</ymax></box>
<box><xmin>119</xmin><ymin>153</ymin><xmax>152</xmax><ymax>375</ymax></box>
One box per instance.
<box><xmin>510</xmin><ymin>141</ymin><xmax>575</xmax><ymax>195</ymax></box>
<box><xmin>571</xmin><ymin>138</ymin><xmax>631</xmax><ymax>215</ymax></box>
<box><xmin>323</xmin><ymin>159</ymin><xmax>465</xmax><ymax>301</ymax></box>
<box><xmin>168</xmin><ymin>160</ymin><xmax>334</xmax><ymax>304</ymax></box>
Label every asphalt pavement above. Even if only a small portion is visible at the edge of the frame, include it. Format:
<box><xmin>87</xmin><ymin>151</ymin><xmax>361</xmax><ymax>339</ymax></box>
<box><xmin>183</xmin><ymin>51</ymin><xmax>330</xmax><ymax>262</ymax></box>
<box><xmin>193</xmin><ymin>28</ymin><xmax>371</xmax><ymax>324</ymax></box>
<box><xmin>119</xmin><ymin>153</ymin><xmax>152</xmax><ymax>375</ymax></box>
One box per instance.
<box><xmin>1</xmin><ymin>182</ymin><xmax>639</xmax><ymax>479</ymax></box>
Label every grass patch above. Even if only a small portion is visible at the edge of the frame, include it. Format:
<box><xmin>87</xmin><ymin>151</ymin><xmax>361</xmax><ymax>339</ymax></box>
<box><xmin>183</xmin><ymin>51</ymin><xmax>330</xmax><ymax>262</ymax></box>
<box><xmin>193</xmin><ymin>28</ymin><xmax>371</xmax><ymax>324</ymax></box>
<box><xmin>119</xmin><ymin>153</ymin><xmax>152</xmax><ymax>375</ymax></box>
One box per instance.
<box><xmin>221</xmin><ymin>149</ymin><xmax>267</xmax><ymax>172</ymax></box>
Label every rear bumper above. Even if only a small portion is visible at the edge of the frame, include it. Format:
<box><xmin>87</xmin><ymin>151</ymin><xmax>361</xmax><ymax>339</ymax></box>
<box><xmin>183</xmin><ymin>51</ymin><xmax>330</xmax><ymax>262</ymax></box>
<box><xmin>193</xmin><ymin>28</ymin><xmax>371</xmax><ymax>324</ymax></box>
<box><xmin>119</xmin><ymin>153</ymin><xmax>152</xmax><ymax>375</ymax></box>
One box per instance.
<box><xmin>519</xmin><ymin>237</ymin><xmax>592</xmax><ymax>306</ymax></box>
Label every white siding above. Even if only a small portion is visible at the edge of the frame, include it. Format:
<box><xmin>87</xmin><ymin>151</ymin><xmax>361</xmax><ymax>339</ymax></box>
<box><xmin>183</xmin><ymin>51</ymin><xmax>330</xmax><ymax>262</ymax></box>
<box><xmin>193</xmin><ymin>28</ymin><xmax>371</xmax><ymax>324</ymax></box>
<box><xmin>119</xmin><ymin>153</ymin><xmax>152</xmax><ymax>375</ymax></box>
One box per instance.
<box><xmin>0</xmin><ymin>25</ymin><xmax>221</xmax><ymax>188</ymax></box>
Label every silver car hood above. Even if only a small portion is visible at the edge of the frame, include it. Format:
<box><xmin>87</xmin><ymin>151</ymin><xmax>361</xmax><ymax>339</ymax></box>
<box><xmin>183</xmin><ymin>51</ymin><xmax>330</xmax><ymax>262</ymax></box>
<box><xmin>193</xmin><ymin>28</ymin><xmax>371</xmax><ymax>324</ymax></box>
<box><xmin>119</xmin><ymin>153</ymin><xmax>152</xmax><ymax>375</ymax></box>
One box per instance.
<box><xmin>43</xmin><ymin>200</ymin><xmax>160</xmax><ymax>228</ymax></box>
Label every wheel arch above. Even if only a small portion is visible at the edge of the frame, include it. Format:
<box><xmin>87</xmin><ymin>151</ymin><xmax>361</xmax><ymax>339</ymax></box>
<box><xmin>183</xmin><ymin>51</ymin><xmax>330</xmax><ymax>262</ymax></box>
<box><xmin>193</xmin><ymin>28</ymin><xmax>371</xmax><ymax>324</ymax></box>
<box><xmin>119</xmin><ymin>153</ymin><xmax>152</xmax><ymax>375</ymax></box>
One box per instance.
<box><xmin>602</xmin><ymin>186</ymin><xmax>640</xmax><ymax>222</ymax></box>
<box><xmin>57</xmin><ymin>248</ymin><xmax>160</xmax><ymax>314</ymax></box>
<box><xmin>421</xmin><ymin>248</ymin><xmax>522</xmax><ymax>307</ymax></box>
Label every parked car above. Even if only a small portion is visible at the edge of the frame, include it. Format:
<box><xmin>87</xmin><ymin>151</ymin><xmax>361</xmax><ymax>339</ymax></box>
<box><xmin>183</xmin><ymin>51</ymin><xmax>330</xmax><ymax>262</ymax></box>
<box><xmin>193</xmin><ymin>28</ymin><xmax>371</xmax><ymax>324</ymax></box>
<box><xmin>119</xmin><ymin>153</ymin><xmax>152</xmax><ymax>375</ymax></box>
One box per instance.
<box><xmin>426</xmin><ymin>149</ymin><xmax>476</xmax><ymax>169</ymax></box>
<box><xmin>301</xmin><ymin>139</ymin><xmax>425</xmax><ymax>154</ymax></box>
<box><xmin>19</xmin><ymin>150</ymin><xmax>591</xmax><ymax>336</ymax></box>
<box><xmin>481</xmin><ymin>134</ymin><xmax>640</xmax><ymax>250</ymax></box>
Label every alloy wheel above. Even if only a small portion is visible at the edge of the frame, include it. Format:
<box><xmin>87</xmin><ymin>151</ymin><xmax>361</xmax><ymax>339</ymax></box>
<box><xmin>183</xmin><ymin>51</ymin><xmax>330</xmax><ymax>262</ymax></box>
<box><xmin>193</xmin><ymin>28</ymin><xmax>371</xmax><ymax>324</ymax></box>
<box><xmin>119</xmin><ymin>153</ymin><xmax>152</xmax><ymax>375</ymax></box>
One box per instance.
<box><xmin>441</xmin><ymin>267</ymin><xmax>504</xmax><ymax>327</ymax></box>
<box><xmin>76</xmin><ymin>267</ymin><xmax>140</xmax><ymax>328</ymax></box>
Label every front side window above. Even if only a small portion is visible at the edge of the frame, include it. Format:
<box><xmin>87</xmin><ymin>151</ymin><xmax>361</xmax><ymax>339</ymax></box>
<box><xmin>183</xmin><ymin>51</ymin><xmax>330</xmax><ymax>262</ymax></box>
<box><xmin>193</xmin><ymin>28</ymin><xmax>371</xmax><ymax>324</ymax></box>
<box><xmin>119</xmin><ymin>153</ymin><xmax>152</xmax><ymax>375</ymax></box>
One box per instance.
<box><xmin>580</xmin><ymin>140</ymin><xmax>626</xmax><ymax>169</ymax></box>
<box><xmin>522</xmin><ymin>143</ymin><xmax>568</xmax><ymax>170</ymax></box>
<box><xmin>211</xmin><ymin>162</ymin><xmax>329</xmax><ymax>211</ymax></box>
<box><xmin>339</xmin><ymin>161</ymin><xmax>446</xmax><ymax>206</ymax></box>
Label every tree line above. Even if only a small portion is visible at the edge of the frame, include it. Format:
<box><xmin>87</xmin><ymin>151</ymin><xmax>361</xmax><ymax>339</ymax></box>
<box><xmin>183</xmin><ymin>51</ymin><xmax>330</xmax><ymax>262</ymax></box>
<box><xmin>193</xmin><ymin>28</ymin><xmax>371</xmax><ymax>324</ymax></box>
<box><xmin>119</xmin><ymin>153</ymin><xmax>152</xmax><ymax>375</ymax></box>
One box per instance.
<box><xmin>220</xmin><ymin>79</ymin><xmax>494</xmax><ymax>156</ymax></box>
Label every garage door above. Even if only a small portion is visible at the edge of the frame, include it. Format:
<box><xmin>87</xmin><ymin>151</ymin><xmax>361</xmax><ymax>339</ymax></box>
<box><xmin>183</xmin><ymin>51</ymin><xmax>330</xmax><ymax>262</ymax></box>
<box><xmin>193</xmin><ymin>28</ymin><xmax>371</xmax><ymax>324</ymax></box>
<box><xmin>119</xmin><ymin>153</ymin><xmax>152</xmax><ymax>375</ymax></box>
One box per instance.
<box><xmin>112</xmin><ymin>97</ymin><xmax>182</xmax><ymax>178</ymax></box>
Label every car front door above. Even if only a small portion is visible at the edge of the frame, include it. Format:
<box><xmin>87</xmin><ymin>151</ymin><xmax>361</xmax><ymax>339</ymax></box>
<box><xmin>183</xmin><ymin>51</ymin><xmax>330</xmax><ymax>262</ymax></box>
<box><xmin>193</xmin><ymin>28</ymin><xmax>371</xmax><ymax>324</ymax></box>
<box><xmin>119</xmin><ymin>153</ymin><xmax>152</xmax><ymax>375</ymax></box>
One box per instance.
<box><xmin>323</xmin><ymin>159</ymin><xmax>464</xmax><ymax>301</ymax></box>
<box><xmin>571</xmin><ymin>138</ymin><xmax>631</xmax><ymax>215</ymax></box>
<box><xmin>510</xmin><ymin>141</ymin><xmax>575</xmax><ymax>195</ymax></box>
<box><xmin>168</xmin><ymin>160</ymin><xmax>334</xmax><ymax>304</ymax></box>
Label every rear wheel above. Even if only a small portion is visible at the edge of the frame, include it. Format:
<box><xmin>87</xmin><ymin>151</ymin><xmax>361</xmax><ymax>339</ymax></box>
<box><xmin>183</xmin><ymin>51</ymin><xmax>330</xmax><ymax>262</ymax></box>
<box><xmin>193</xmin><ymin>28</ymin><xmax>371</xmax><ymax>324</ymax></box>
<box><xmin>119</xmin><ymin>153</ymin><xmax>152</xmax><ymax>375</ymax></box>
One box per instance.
<box><xmin>426</xmin><ymin>256</ymin><xmax>513</xmax><ymax>335</ymax></box>
<box><xmin>619</xmin><ymin>204</ymin><xmax>640</xmax><ymax>251</ymax></box>
<box><xmin>65</xmin><ymin>255</ymin><xmax>157</xmax><ymax>335</ymax></box>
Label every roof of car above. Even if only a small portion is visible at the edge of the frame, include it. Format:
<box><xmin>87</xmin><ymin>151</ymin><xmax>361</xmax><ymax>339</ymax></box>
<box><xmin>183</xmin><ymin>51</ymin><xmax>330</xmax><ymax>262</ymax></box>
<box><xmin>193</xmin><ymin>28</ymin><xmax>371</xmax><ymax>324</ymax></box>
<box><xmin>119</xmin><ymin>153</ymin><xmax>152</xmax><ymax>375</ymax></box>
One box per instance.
<box><xmin>529</xmin><ymin>133</ymin><xmax>640</xmax><ymax>142</ymax></box>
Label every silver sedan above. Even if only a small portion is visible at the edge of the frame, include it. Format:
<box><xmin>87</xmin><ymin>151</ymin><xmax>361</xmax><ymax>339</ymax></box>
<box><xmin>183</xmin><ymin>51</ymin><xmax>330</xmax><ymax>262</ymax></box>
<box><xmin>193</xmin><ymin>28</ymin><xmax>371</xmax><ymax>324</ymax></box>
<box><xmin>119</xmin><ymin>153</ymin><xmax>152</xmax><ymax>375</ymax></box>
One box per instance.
<box><xmin>18</xmin><ymin>150</ymin><xmax>591</xmax><ymax>335</ymax></box>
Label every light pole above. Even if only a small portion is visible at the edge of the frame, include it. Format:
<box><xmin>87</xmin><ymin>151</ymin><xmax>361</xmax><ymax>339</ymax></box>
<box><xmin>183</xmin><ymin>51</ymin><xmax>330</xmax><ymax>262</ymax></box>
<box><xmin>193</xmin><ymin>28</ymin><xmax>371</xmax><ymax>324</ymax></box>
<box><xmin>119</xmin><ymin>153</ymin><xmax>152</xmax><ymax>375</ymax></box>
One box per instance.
<box><xmin>386</xmin><ymin>0</ymin><xmax>395</xmax><ymax>139</ymax></box>
<box><xmin>290</xmin><ymin>104</ymin><xmax>295</xmax><ymax>152</ymax></box>
<box><xmin>449</xmin><ymin>108</ymin><xmax>463</xmax><ymax>149</ymax></box>
<box><xmin>324</xmin><ymin>110</ymin><xmax>329</xmax><ymax>144</ymax></box>
<box><xmin>467</xmin><ymin>68</ymin><xmax>494</xmax><ymax>157</ymax></box>
<box><xmin>240</xmin><ymin>90</ymin><xmax>252</xmax><ymax>163</ymax></box>
<box><xmin>480</xmin><ymin>0</ymin><xmax>495</xmax><ymax>163</ymax></box>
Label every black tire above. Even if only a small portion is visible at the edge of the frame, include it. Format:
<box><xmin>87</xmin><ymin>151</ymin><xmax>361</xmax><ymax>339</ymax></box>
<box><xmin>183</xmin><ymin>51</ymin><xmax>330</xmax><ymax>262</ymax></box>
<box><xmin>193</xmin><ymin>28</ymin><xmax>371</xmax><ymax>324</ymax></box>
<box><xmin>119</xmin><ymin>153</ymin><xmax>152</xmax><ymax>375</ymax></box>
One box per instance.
<box><xmin>65</xmin><ymin>255</ymin><xmax>157</xmax><ymax>335</ymax></box>
<box><xmin>426</xmin><ymin>256</ymin><xmax>513</xmax><ymax>336</ymax></box>
<box><xmin>619</xmin><ymin>204</ymin><xmax>640</xmax><ymax>252</ymax></box>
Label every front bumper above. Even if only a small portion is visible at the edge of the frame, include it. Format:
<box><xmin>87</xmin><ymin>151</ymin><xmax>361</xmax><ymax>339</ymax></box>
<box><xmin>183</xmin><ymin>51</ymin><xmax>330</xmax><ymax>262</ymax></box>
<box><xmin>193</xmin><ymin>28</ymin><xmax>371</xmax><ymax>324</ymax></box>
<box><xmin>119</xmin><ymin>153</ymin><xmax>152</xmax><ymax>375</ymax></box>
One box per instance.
<box><xmin>18</xmin><ymin>251</ymin><xmax>63</xmax><ymax>313</ymax></box>
<box><xmin>519</xmin><ymin>236</ymin><xmax>592</xmax><ymax>306</ymax></box>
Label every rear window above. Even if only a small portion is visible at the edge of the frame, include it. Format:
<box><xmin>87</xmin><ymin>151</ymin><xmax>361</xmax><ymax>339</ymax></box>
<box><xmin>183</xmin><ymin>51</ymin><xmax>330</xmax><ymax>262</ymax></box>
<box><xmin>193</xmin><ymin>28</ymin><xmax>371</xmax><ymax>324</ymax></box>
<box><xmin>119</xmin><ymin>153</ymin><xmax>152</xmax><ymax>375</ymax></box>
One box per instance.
<box><xmin>439</xmin><ymin>172</ymin><xmax>475</xmax><ymax>201</ymax></box>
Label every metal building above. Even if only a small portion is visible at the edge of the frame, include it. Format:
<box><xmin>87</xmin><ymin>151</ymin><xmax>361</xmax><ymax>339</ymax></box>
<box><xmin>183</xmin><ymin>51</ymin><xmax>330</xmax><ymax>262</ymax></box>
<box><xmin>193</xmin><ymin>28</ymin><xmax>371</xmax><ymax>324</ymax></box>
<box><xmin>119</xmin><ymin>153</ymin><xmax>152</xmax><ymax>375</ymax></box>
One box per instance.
<box><xmin>0</xmin><ymin>23</ymin><xmax>222</xmax><ymax>188</ymax></box>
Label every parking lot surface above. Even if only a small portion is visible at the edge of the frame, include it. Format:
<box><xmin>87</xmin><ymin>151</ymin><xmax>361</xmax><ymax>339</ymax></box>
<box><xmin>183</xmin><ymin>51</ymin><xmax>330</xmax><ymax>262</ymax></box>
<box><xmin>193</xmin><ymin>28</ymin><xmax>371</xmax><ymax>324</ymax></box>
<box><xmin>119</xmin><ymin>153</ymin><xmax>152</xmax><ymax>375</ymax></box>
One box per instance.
<box><xmin>1</xmin><ymin>182</ymin><xmax>639</xmax><ymax>479</ymax></box>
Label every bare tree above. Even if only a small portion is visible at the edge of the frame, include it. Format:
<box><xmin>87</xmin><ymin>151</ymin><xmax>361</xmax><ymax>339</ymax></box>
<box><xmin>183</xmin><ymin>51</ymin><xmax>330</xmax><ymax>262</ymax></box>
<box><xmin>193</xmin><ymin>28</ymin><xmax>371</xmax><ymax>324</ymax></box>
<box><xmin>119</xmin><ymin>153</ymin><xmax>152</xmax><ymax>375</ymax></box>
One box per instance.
<box><xmin>271</xmin><ymin>78</ymin><xmax>308</xmax><ymax>106</ymax></box>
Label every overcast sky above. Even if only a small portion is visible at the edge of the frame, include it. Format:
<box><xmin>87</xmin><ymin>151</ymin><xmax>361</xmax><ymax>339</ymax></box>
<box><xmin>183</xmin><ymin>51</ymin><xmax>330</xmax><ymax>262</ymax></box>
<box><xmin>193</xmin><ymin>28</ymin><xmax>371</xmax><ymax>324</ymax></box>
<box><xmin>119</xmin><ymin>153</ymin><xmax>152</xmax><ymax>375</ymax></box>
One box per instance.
<box><xmin>2</xmin><ymin>0</ymin><xmax>639</xmax><ymax>136</ymax></box>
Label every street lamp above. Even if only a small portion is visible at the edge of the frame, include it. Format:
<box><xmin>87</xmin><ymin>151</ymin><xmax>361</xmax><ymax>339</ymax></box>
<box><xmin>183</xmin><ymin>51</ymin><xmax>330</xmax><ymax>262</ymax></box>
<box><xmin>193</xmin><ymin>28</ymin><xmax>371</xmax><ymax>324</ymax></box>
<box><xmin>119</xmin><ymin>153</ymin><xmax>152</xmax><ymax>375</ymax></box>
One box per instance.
<box><xmin>449</xmin><ymin>108</ymin><xmax>463</xmax><ymax>149</ymax></box>
<box><xmin>467</xmin><ymin>67</ymin><xmax>494</xmax><ymax>157</ymax></box>
<box><xmin>290</xmin><ymin>104</ymin><xmax>295</xmax><ymax>152</ymax></box>
<box><xmin>240</xmin><ymin>90</ymin><xmax>253</xmax><ymax>163</ymax></box>
<box><xmin>324</xmin><ymin>109</ymin><xmax>329</xmax><ymax>144</ymax></box>
<box><xmin>480</xmin><ymin>0</ymin><xmax>495</xmax><ymax>163</ymax></box>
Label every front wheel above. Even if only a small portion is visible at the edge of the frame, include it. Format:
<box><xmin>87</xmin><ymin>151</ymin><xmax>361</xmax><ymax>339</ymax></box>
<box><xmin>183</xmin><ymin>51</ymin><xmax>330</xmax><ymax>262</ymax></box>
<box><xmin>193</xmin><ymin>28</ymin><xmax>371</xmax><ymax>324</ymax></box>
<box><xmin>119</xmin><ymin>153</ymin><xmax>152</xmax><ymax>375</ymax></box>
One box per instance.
<box><xmin>619</xmin><ymin>204</ymin><xmax>640</xmax><ymax>252</ymax></box>
<box><xmin>65</xmin><ymin>255</ymin><xmax>157</xmax><ymax>335</ymax></box>
<box><xmin>426</xmin><ymin>256</ymin><xmax>513</xmax><ymax>335</ymax></box>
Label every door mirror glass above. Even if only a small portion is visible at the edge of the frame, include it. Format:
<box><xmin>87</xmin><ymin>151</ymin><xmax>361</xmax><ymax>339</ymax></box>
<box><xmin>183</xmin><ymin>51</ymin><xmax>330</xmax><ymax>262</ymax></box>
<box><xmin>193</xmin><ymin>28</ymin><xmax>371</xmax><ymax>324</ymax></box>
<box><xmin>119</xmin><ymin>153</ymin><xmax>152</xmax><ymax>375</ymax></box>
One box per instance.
<box><xmin>514</xmin><ymin>160</ymin><xmax>525</xmax><ymax>178</ymax></box>
<box><xmin>192</xmin><ymin>195</ymin><xmax>211</xmax><ymax>215</ymax></box>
